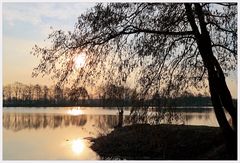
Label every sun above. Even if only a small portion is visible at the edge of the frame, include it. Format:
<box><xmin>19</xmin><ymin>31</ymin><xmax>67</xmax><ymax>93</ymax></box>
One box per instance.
<box><xmin>71</xmin><ymin>138</ymin><xmax>85</xmax><ymax>154</ymax></box>
<box><xmin>67</xmin><ymin>108</ymin><xmax>83</xmax><ymax>116</ymax></box>
<box><xmin>74</xmin><ymin>53</ymin><xmax>86</xmax><ymax>69</ymax></box>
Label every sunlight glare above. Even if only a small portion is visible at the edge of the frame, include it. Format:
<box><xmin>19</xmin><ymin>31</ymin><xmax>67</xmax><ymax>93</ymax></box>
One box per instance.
<box><xmin>74</xmin><ymin>53</ymin><xmax>86</xmax><ymax>69</ymax></box>
<box><xmin>71</xmin><ymin>138</ymin><xmax>84</xmax><ymax>154</ymax></box>
<box><xmin>67</xmin><ymin>108</ymin><xmax>83</xmax><ymax>116</ymax></box>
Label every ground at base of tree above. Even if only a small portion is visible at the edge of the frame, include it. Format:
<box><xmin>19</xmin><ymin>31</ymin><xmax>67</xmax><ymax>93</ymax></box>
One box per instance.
<box><xmin>90</xmin><ymin>124</ymin><xmax>236</xmax><ymax>160</ymax></box>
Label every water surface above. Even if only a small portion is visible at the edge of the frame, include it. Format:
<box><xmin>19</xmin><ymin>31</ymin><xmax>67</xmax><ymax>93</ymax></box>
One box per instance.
<box><xmin>3</xmin><ymin>107</ymin><xmax>219</xmax><ymax>160</ymax></box>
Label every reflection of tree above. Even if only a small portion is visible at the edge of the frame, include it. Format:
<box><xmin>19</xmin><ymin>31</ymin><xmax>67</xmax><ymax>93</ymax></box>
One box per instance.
<box><xmin>100</xmin><ymin>84</ymin><xmax>132</xmax><ymax>128</ymax></box>
<box><xmin>86</xmin><ymin>115</ymin><xmax>117</xmax><ymax>136</ymax></box>
<box><xmin>184</xmin><ymin>114</ymin><xmax>194</xmax><ymax>124</ymax></box>
<box><xmin>3</xmin><ymin>113</ymin><xmax>87</xmax><ymax>131</ymax></box>
<box><xmin>3</xmin><ymin>112</ymin><xmax>130</xmax><ymax>133</ymax></box>
<box><xmin>184</xmin><ymin>113</ymin><xmax>210</xmax><ymax>125</ymax></box>
<box><xmin>3</xmin><ymin>110</ymin><xmax>213</xmax><ymax>133</ymax></box>
<box><xmin>87</xmin><ymin>114</ymin><xmax>131</xmax><ymax>136</ymax></box>
<box><xmin>129</xmin><ymin>106</ymin><xmax>149</xmax><ymax>124</ymax></box>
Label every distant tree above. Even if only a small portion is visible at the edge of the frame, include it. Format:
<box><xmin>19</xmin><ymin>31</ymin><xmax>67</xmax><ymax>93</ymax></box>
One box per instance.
<box><xmin>101</xmin><ymin>83</ymin><xmax>132</xmax><ymax>127</ymax></box>
<box><xmin>68</xmin><ymin>86</ymin><xmax>89</xmax><ymax>104</ymax></box>
<box><xmin>152</xmin><ymin>90</ymin><xmax>161</xmax><ymax>106</ymax></box>
<box><xmin>22</xmin><ymin>85</ymin><xmax>32</xmax><ymax>101</ymax></box>
<box><xmin>31</xmin><ymin>3</ymin><xmax>237</xmax><ymax>153</ymax></box>
<box><xmin>43</xmin><ymin>85</ymin><xmax>49</xmax><ymax>101</ymax></box>
<box><xmin>33</xmin><ymin>84</ymin><xmax>42</xmax><ymax>100</ymax></box>
<box><xmin>181</xmin><ymin>90</ymin><xmax>194</xmax><ymax>97</ymax></box>
<box><xmin>3</xmin><ymin>85</ymin><xmax>12</xmax><ymax>101</ymax></box>
<box><xmin>63</xmin><ymin>87</ymin><xmax>71</xmax><ymax>101</ymax></box>
<box><xmin>102</xmin><ymin>84</ymin><xmax>125</xmax><ymax>100</ymax></box>
<box><xmin>53</xmin><ymin>85</ymin><xmax>63</xmax><ymax>104</ymax></box>
<box><xmin>12</xmin><ymin>82</ymin><xmax>25</xmax><ymax>100</ymax></box>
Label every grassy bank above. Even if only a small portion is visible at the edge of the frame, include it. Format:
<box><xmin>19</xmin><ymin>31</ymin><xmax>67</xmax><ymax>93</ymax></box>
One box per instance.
<box><xmin>90</xmin><ymin>124</ymin><xmax>236</xmax><ymax>160</ymax></box>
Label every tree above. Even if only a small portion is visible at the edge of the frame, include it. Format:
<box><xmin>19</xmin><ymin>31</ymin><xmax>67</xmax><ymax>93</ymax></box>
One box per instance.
<box><xmin>31</xmin><ymin>3</ymin><xmax>237</xmax><ymax>154</ymax></box>
<box><xmin>102</xmin><ymin>84</ymin><xmax>125</xmax><ymax>100</ymax></box>
<box><xmin>22</xmin><ymin>85</ymin><xmax>32</xmax><ymax>102</ymax></box>
<box><xmin>11</xmin><ymin>82</ymin><xmax>24</xmax><ymax>100</ymax></box>
<box><xmin>33</xmin><ymin>84</ymin><xmax>42</xmax><ymax>100</ymax></box>
<box><xmin>43</xmin><ymin>85</ymin><xmax>49</xmax><ymax>102</ymax></box>
<box><xmin>68</xmin><ymin>86</ymin><xmax>89</xmax><ymax>104</ymax></box>
<box><xmin>3</xmin><ymin>84</ymin><xmax>12</xmax><ymax>101</ymax></box>
<box><xmin>53</xmin><ymin>85</ymin><xmax>63</xmax><ymax>104</ymax></box>
<box><xmin>152</xmin><ymin>90</ymin><xmax>161</xmax><ymax>106</ymax></box>
<box><xmin>101</xmin><ymin>83</ymin><xmax>128</xmax><ymax>127</ymax></box>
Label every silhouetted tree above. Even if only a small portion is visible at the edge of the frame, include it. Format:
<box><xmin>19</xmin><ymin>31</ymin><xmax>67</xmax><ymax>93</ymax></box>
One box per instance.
<box><xmin>53</xmin><ymin>85</ymin><xmax>63</xmax><ymax>104</ymax></box>
<box><xmin>3</xmin><ymin>84</ymin><xmax>12</xmax><ymax>101</ymax></box>
<box><xmin>33</xmin><ymin>84</ymin><xmax>42</xmax><ymax>100</ymax></box>
<box><xmin>12</xmin><ymin>82</ymin><xmax>24</xmax><ymax>100</ymax></box>
<box><xmin>22</xmin><ymin>85</ymin><xmax>32</xmax><ymax>103</ymax></box>
<box><xmin>31</xmin><ymin>3</ymin><xmax>237</xmax><ymax>155</ymax></box>
<box><xmin>43</xmin><ymin>85</ymin><xmax>49</xmax><ymax>102</ymax></box>
<box><xmin>68</xmin><ymin>86</ymin><xmax>89</xmax><ymax>104</ymax></box>
<box><xmin>152</xmin><ymin>90</ymin><xmax>161</xmax><ymax>106</ymax></box>
<box><xmin>102</xmin><ymin>84</ymin><xmax>129</xmax><ymax>127</ymax></box>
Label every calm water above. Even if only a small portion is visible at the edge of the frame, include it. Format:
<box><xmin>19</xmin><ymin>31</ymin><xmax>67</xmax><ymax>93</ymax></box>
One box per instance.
<box><xmin>3</xmin><ymin>107</ymin><xmax>219</xmax><ymax>160</ymax></box>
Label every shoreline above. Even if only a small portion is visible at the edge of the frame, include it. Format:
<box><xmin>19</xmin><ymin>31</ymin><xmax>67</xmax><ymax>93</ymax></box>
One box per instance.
<box><xmin>90</xmin><ymin>124</ymin><xmax>236</xmax><ymax>160</ymax></box>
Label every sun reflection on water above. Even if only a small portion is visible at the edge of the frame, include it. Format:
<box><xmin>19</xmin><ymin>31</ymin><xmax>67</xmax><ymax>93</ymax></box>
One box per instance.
<box><xmin>67</xmin><ymin>108</ymin><xmax>83</xmax><ymax>116</ymax></box>
<box><xmin>71</xmin><ymin>138</ymin><xmax>85</xmax><ymax>155</ymax></box>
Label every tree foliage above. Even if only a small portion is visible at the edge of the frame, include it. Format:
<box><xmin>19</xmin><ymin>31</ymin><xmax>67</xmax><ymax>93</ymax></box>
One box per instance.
<box><xmin>31</xmin><ymin>3</ymin><xmax>237</xmax><ymax>97</ymax></box>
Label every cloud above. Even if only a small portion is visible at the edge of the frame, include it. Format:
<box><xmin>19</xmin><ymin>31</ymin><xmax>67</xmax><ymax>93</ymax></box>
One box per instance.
<box><xmin>3</xmin><ymin>3</ymin><xmax>95</xmax><ymax>27</ymax></box>
<box><xmin>3</xmin><ymin>2</ymin><xmax>96</xmax><ymax>41</ymax></box>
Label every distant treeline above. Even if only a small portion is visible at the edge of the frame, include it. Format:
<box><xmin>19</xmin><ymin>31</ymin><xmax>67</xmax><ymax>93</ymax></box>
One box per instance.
<box><xmin>3</xmin><ymin>82</ymin><xmax>237</xmax><ymax>107</ymax></box>
<box><xmin>3</xmin><ymin>82</ymin><xmax>89</xmax><ymax>107</ymax></box>
<box><xmin>3</xmin><ymin>96</ymin><xmax>225</xmax><ymax>107</ymax></box>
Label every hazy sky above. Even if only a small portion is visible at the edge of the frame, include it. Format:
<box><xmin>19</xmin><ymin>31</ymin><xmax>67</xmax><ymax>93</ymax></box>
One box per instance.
<box><xmin>2</xmin><ymin>2</ymin><xmax>238</xmax><ymax>98</ymax></box>
<box><xmin>3</xmin><ymin>2</ymin><xmax>96</xmax><ymax>85</ymax></box>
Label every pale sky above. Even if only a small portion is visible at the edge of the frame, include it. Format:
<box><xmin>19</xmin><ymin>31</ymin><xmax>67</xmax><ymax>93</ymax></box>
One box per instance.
<box><xmin>3</xmin><ymin>2</ymin><xmax>96</xmax><ymax>86</ymax></box>
<box><xmin>2</xmin><ymin>2</ymin><xmax>238</xmax><ymax>98</ymax></box>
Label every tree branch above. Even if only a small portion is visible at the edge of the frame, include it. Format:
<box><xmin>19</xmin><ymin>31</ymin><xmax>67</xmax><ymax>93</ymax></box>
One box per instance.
<box><xmin>91</xmin><ymin>25</ymin><xmax>194</xmax><ymax>46</ymax></box>
<box><xmin>212</xmin><ymin>44</ymin><xmax>237</xmax><ymax>56</ymax></box>
<box><xmin>207</xmin><ymin>21</ymin><xmax>237</xmax><ymax>36</ymax></box>
<box><xmin>214</xmin><ymin>3</ymin><xmax>237</xmax><ymax>7</ymax></box>
<box><xmin>131</xmin><ymin>26</ymin><xmax>194</xmax><ymax>36</ymax></box>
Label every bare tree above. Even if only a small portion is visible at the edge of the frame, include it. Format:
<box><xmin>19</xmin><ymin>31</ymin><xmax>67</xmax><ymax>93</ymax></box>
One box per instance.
<box><xmin>31</xmin><ymin>3</ymin><xmax>237</xmax><ymax>153</ymax></box>
<box><xmin>53</xmin><ymin>85</ymin><xmax>63</xmax><ymax>104</ymax></box>
<box><xmin>22</xmin><ymin>85</ymin><xmax>32</xmax><ymax>102</ymax></box>
<box><xmin>68</xmin><ymin>86</ymin><xmax>89</xmax><ymax>104</ymax></box>
<box><xmin>3</xmin><ymin>85</ymin><xmax>12</xmax><ymax>101</ymax></box>
<box><xmin>33</xmin><ymin>84</ymin><xmax>42</xmax><ymax>100</ymax></box>
<box><xmin>43</xmin><ymin>85</ymin><xmax>49</xmax><ymax>101</ymax></box>
<box><xmin>11</xmin><ymin>82</ymin><xmax>25</xmax><ymax>100</ymax></box>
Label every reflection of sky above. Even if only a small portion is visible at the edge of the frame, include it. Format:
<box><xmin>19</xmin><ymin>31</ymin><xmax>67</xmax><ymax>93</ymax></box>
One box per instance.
<box><xmin>3</xmin><ymin>126</ymin><xmax>100</xmax><ymax>160</ymax></box>
<box><xmin>70</xmin><ymin>138</ymin><xmax>85</xmax><ymax>155</ymax></box>
<box><xmin>67</xmin><ymin>107</ymin><xmax>83</xmax><ymax>116</ymax></box>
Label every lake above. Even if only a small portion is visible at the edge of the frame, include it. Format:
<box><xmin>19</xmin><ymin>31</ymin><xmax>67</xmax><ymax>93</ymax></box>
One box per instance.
<box><xmin>3</xmin><ymin>106</ymin><xmax>220</xmax><ymax>160</ymax></box>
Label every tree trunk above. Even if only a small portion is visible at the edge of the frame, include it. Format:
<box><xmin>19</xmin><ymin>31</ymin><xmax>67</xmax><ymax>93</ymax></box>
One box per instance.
<box><xmin>185</xmin><ymin>3</ymin><xmax>237</xmax><ymax>158</ymax></box>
